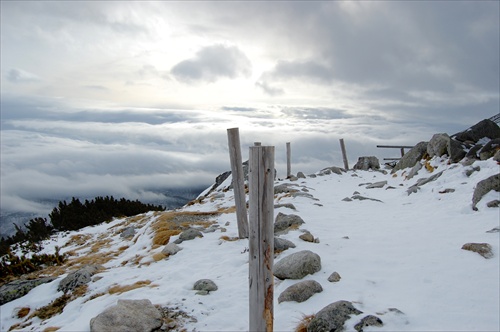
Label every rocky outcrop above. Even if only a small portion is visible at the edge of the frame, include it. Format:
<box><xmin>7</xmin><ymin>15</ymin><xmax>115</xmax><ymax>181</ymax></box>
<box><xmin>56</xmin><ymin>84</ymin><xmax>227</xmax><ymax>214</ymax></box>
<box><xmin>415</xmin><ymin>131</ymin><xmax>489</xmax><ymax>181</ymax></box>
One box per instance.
<box><xmin>278</xmin><ymin>280</ymin><xmax>323</xmax><ymax>303</ymax></box>
<box><xmin>427</xmin><ymin>133</ymin><xmax>450</xmax><ymax>158</ymax></box>
<box><xmin>90</xmin><ymin>299</ymin><xmax>162</xmax><ymax>332</ymax></box>
<box><xmin>461</xmin><ymin>243</ymin><xmax>493</xmax><ymax>259</ymax></box>
<box><xmin>353</xmin><ymin>157</ymin><xmax>380</xmax><ymax>171</ymax></box>
<box><xmin>274</xmin><ymin>250</ymin><xmax>321</xmax><ymax>280</ymax></box>
<box><xmin>0</xmin><ymin>277</ymin><xmax>56</xmax><ymax>305</ymax></box>
<box><xmin>472</xmin><ymin>173</ymin><xmax>500</xmax><ymax>210</ymax></box>
<box><xmin>58</xmin><ymin>264</ymin><xmax>103</xmax><ymax>293</ymax></box>
<box><xmin>479</xmin><ymin>138</ymin><xmax>500</xmax><ymax>160</ymax></box>
<box><xmin>453</xmin><ymin>119</ymin><xmax>500</xmax><ymax>143</ymax></box>
<box><xmin>274</xmin><ymin>212</ymin><xmax>305</xmax><ymax>234</ymax></box>
<box><xmin>392</xmin><ymin>141</ymin><xmax>428</xmax><ymax>173</ymax></box>
<box><xmin>307</xmin><ymin>300</ymin><xmax>363</xmax><ymax>332</ymax></box>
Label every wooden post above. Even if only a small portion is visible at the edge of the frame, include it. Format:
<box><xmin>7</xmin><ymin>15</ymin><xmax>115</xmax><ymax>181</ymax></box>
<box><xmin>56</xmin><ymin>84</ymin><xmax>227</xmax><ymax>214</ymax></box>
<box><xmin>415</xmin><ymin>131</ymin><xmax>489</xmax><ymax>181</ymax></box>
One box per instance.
<box><xmin>286</xmin><ymin>142</ymin><xmax>291</xmax><ymax>178</ymax></box>
<box><xmin>248</xmin><ymin>145</ymin><xmax>275</xmax><ymax>332</ymax></box>
<box><xmin>400</xmin><ymin>147</ymin><xmax>405</xmax><ymax>157</ymax></box>
<box><xmin>339</xmin><ymin>138</ymin><xmax>349</xmax><ymax>170</ymax></box>
<box><xmin>227</xmin><ymin>128</ymin><xmax>249</xmax><ymax>239</ymax></box>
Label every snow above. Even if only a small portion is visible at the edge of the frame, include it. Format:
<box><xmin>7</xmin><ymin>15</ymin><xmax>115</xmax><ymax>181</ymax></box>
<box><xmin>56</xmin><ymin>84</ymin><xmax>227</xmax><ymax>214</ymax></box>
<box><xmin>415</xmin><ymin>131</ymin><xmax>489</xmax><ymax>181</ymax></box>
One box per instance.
<box><xmin>1</xmin><ymin>157</ymin><xmax>499</xmax><ymax>331</ymax></box>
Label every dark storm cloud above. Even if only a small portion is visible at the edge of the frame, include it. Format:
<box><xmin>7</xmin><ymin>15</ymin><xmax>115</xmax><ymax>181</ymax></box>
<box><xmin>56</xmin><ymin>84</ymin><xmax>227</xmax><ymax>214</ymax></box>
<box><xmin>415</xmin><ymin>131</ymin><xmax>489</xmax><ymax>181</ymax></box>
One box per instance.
<box><xmin>171</xmin><ymin>44</ymin><xmax>252</xmax><ymax>83</ymax></box>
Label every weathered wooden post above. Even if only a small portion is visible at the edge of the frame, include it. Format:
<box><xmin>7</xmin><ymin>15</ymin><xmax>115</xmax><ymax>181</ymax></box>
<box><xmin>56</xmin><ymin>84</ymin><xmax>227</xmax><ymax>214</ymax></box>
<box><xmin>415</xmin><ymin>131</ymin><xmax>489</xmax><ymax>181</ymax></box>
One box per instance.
<box><xmin>286</xmin><ymin>142</ymin><xmax>291</xmax><ymax>178</ymax></box>
<box><xmin>227</xmin><ymin>128</ymin><xmax>249</xmax><ymax>239</ymax></box>
<box><xmin>248</xmin><ymin>145</ymin><xmax>275</xmax><ymax>332</ymax></box>
<box><xmin>339</xmin><ymin>138</ymin><xmax>349</xmax><ymax>170</ymax></box>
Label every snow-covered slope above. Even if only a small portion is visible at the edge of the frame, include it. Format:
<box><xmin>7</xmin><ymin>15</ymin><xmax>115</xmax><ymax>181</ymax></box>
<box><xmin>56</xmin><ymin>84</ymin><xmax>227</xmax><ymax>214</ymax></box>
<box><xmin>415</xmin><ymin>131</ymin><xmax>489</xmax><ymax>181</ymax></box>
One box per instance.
<box><xmin>1</xmin><ymin>157</ymin><xmax>499</xmax><ymax>331</ymax></box>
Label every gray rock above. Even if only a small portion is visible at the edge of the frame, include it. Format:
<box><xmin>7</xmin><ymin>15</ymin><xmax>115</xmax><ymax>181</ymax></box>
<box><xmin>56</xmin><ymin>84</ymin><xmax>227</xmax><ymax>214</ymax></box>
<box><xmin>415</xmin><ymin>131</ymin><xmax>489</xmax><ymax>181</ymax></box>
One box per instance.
<box><xmin>274</xmin><ymin>237</ymin><xmax>296</xmax><ymax>252</ymax></box>
<box><xmin>278</xmin><ymin>280</ymin><xmax>323</xmax><ymax>303</ymax></box>
<box><xmin>494</xmin><ymin>150</ymin><xmax>500</xmax><ymax>162</ymax></box>
<box><xmin>366</xmin><ymin>181</ymin><xmax>387</xmax><ymax>189</ymax></box>
<box><xmin>274</xmin><ymin>184</ymin><xmax>299</xmax><ymax>195</ymax></box>
<box><xmin>486</xmin><ymin>227</ymin><xmax>500</xmax><ymax>233</ymax></box>
<box><xmin>461</xmin><ymin>243</ymin><xmax>494</xmax><ymax>259</ymax></box>
<box><xmin>161</xmin><ymin>243</ymin><xmax>182</xmax><ymax>256</ymax></box>
<box><xmin>174</xmin><ymin>228</ymin><xmax>204</xmax><ymax>244</ymax></box>
<box><xmin>472</xmin><ymin>173</ymin><xmax>500</xmax><ymax>210</ymax></box>
<box><xmin>351</xmin><ymin>195</ymin><xmax>383</xmax><ymax>203</ymax></box>
<box><xmin>274</xmin><ymin>212</ymin><xmax>305</xmax><ymax>233</ymax></box>
<box><xmin>120</xmin><ymin>226</ymin><xmax>136</xmax><ymax>238</ymax></box>
<box><xmin>297</xmin><ymin>172</ymin><xmax>306</xmax><ymax>179</ymax></box>
<box><xmin>0</xmin><ymin>277</ymin><xmax>56</xmax><ymax>305</ymax></box>
<box><xmin>354</xmin><ymin>315</ymin><xmax>384</xmax><ymax>332</ymax></box>
<box><xmin>288</xmin><ymin>175</ymin><xmax>299</xmax><ymax>181</ymax></box>
<box><xmin>58</xmin><ymin>264</ymin><xmax>102</xmax><ymax>293</ymax></box>
<box><xmin>479</xmin><ymin>138</ymin><xmax>500</xmax><ymax>160</ymax></box>
<box><xmin>453</xmin><ymin>119</ymin><xmax>500</xmax><ymax>143</ymax></box>
<box><xmin>448</xmin><ymin>138</ymin><xmax>466</xmax><ymax>163</ymax></box>
<box><xmin>90</xmin><ymin>299</ymin><xmax>162</xmax><ymax>332</ymax></box>
<box><xmin>193</xmin><ymin>279</ymin><xmax>218</xmax><ymax>292</ymax></box>
<box><xmin>299</xmin><ymin>232</ymin><xmax>315</xmax><ymax>243</ymax></box>
<box><xmin>353</xmin><ymin>157</ymin><xmax>380</xmax><ymax>171</ymax></box>
<box><xmin>320</xmin><ymin>166</ymin><xmax>345</xmax><ymax>175</ymax></box>
<box><xmin>414</xmin><ymin>171</ymin><xmax>444</xmax><ymax>187</ymax></box>
<box><xmin>427</xmin><ymin>133</ymin><xmax>450</xmax><ymax>157</ymax></box>
<box><xmin>274</xmin><ymin>203</ymin><xmax>297</xmax><ymax>210</ymax></box>
<box><xmin>307</xmin><ymin>300</ymin><xmax>363</xmax><ymax>332</ymax></box>
<box><xmin>487</xmin><ymin>200</ymin><xmax>500</xmax><ymax>208</ymax></box>
<box><xmin>406</xmin><ymin>186</ymin><xmax>420</xmax><ymax>195</ymax></box>
<box><xmin>274</xmin><ymin>250</ymin><xmax>321</xmax><ymax>280</ymax></box>
<box><xmin>392</xmin><ymin>141</ymin><xmax>428</xmax><ymax>173</ymax></box>
<box><xmin>405</xmin><ymin>162</ymin><xmax>423</xmax><ymax>180</ymax></box>
<box><xmin>342</xmin><ymin>197</ymin><xmax>353</xmax><ymax>202</ymax></box>
<box><xmin>465</xmin><ymin>166</ymin><xmax>481</xmax><ymax>177</ymax></box>
<box><xmin>327</xmin><ymin>272</ymin><xmax>341</xmax><ymax>282</ymax></box>
<box><xmin>465</xmin><ymin>144</ymin><xmax>483</xmax><ymax>160</ymax></box>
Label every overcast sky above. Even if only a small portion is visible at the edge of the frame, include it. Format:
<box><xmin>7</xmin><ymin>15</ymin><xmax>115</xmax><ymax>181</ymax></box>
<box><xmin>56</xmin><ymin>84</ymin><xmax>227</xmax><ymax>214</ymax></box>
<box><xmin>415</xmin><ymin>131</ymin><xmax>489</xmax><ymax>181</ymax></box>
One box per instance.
<box><xmin>1</xmin><ymin>1</ymin><xmax>499</xmax><ymax>216</ymax></box>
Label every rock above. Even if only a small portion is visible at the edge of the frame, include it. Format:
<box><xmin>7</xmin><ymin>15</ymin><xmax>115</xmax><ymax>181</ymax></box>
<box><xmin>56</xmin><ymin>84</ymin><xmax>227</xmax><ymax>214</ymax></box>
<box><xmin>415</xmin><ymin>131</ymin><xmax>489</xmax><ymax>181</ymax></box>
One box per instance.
<box><xmin>274</xmin><ymin>183</ymin><xmax>299</xmax><ymax>195</ymax></box>
<box><xmin>465</xmin><ymin>143</ymin><xmax>483</xmax><ymax>160</ymax></box>
<box><xmin>288</xmin><ymin>175</ymin><xmax>299</xmax><ymax>181</ymax></box>
<box><xmin>90</xmin><ymin>299</ymin><xmax>162</xmax><ymax>332</ymax></box>
<box><xmin>366</xmin><ymin>181</ymin><xmax>387</xmax><ymax>189</ymax></box>
<box><xmin>354</xmin><ymin>315</ymin><xmax>384</xmax><ymax>332</ymax></box>
<box><xmin>299</xmin><ymin>232</ymin><xmax>315</xmax><ymax>243</ymax></box>
<box><xmin>487</xmin><ymin>200</ymin><xmax>500</xmax><ymax>208</ymax></box>
<box><xmin>406</xmin><ymin>162</ymin><xmax>423</xmax><ymax>180</ymax></box>
<box><xmin>415</xmin><ymin>171</ymin><xmax>444</xmax><ymax>187</ymax></box>
<box><xmin>161</xmin><ymin>243</ymin><xmax>182</xmax><ymax>256</ymax></box>
<box><xmin>472</xmin><ymin>173</ymin><xmax>500</xmax><ymax>210</ymax></box>
<box><xmin>479</xmin><ymin>138</ymin><xmax>500</xmax><ymax>160</ymax></box>
<box><xmin>0</xmin><ymin>277</ymin><xmax>56</xmax><ymax>305</ymax></box>
<box><xmin>320</xmin><ymin>166</ymin><xmax>345</xmax><ymax>175</ymax></box>
<box><xmin>351</xmin><ymin>195</ymin><xmax>383</xmax><ymax>203</ymax></box>
<box><xmin>465</xmin><ymin>166</ymin><xmax>481</xmax><ymax>177</ymax></box>
<box><xmin>120</xmin><ymin>227</ymin><xmax>136</xmax><ymax>238</ymax></box>
<box><xmin>327</xmin><ymin>272</ymin><xmax>341</xmax><ymax>282</ymax></box>
<box><xmin>486</xmin><ymin>227</ymin><xmax>500</xmax><ymax>233</ymax></box>
<box><xmin>427</xmin><ymin>133</ymin><xmax>450</xmax><ymax>157</ymax></box>
<box><xmin>274</xmin><ymin>203</ymin><xmax>296</xmax><ymax>210</ymax></box>
<box><xmin>58</xmin><ymin>264</ymin><xmax>103</xmax><ymax>293</ymax></box>
<box><xmin>274</xmin><ymin>250</ymin><xmax>321</xmax><ymax>280</ymax></box>
<box><xmin>392</xmin><ymin>141</ymin><xmax>428</xmax><ymax>173</ymax></box>
<box><xmin>274</xmin><ymin>212</ymin><xmax>305</xmax><ymax>233</ymax></box>
<box><xmin>353</xmin><ymin>157</ymin><xmax>380</xmax><ymax>171</ymax></box>
<box><xmin>453</xmin><ymin>119</ymin><xmax>500</xmax><ymax>143</ymax></box>
<box><xmin>307</xmin><ymin>300</ymin><xmax>363</xmax><ymax>332</ymax></box>
<box><xmin>438</xmin><ymin>188</ymin><xmax>455</xmax><ymax>194</ymax></box>
<box><xmin>278</xmin><ymin>280</ymin><xmax>323</xmax><ymax>303</ymax></box>
<box><xmin>406</xmin><ymin>186</ymin><xmax>420</xmax><ymax>195</ymax></box>
<box><xmin>274</xmin><ymin>237</ymin><xmax>296</xmax><ymax>252</ymax></box>
<box><xmin>297</xmin><ymin>172</ymin><xmax>306</xmax><ymax>179</ymax></box>
<box><xmin>174</xmin><ymin>229</ymin><xmax>204</xmax><ymax>244</ymax></box>
<box><xmin>494</xmin><ymin>150</ymin><xmax>500</xmax><ymax>162</ymax></box>
<box><xmin>193</xmin><ymin>279</ymin><xmax>218</xmax><ymax>292</ymax></box>
<box><xmin>342</xmin><ymin>197</ymin><xmax>353</xmax><ymax>202</ymax></box>
<box><xmin>461</xmin><ymin>243</ymin><xmax>494</xmax><ymax>259</ymax></box>
<box><xmin>448</xmin><ymin>138</ymin><xmax>466</xmax><ymax>163</ymax></box>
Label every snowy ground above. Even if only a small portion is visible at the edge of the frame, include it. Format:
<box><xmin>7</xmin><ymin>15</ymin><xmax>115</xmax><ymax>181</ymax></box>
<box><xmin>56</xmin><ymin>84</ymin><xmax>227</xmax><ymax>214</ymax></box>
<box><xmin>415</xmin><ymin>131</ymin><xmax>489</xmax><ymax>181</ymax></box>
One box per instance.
<box><xmin>1</xmin><ymin>157</ymin><xmax>499</xmax><ymax>331</ymax></box>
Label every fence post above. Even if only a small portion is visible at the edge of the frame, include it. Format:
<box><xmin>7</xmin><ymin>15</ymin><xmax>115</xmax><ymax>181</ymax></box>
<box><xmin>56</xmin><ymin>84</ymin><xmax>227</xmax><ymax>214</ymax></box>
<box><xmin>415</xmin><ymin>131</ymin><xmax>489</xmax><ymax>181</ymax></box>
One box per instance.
<box><xmin>286</xmin><ymin>142</ymin><xmax>291</xmax><ymax>178</ymax></box>
<box><xmin>227</xmin><ymin>128</ymin><xmax>249</xmax><ymax>239</ymax></box>
<box><xmin>339</xmin><ymin>138</ymin><xmax>349</xmax><ymax>170</ymax></box>
<box><xmin>249</xmin><ymin>145</ymin><xmax>275</xmax><ymax>332</ymax></box>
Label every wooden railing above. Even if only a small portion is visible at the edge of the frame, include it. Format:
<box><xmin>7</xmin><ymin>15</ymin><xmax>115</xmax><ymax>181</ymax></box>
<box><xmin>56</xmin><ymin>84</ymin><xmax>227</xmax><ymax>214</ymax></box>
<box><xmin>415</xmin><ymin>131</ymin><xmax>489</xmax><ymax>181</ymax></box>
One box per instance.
<box><xmin>376</xmin><ymin>145</ymin><xmax>414</xmax><ymax>161</ymax></box>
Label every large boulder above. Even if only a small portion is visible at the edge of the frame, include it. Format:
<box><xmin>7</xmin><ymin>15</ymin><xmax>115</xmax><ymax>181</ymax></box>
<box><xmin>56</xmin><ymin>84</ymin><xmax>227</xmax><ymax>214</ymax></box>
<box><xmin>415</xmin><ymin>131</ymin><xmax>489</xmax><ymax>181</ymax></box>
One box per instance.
<box><xmin>90</xmin><ymin>299</ymin><xmax>162</xmax><ymax>332</ymax></box>
<box><xmin>448</xmin><ymin>139</ymin><xmax>467</xmax><ymax>163</ymax></box>
<box><xmin>479</xmin><ymin>138</ymin><xmax>500</xmax><ymax>160</ymax></box>
<box><xmin>0</xmin><ymin>277</ymin><xmax>56</xmax><ymax>305</ymax></box>
<box><xmin>274</xmin><ymin>250</ymin><xmax>321</xmax><ymax>280</ymax></box>
<box><xmin>472</xmin><ymin>173</ymin><xmax>500</xmax><ymax>210</ymax></box>
<box><xmin>307</xmin><ymin>300</ymin><xmax>363</xmax><ymax>332</ymax></box>
<box><xmin>353</xmin><ymin>157</ymin><xmax>380</xmax><ymax>171</ymax></box>
<box><xmin>58</xmin><ymin>264</ymin><xmax>103</xmax><ymax>293</ymax></box>
<box><xmin>453</xmin><ymin>119</ymin><xmax>500</xmax><ymax>143</ymax></box>
<box><xmin>278</xmin><ymin>280</ymin><xmax>323</xmax><ymax>303</ymax></box>
<box><xmin>427</xmin><ymin>133</ymin><xmax>450</xmax><ymax>157</ymax></box>
<box><xmin>392</xmin><ymin>141</ymin><xmax>428</xmax><ymax>173</ymax></box>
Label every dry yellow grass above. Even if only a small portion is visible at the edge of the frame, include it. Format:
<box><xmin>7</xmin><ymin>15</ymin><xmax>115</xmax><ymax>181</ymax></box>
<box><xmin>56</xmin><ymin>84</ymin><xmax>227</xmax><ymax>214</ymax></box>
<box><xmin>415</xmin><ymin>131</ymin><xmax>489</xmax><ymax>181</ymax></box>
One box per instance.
<box><xmin>63</xmin><ymin>234</ymin><xmax>93</xmax><ymax>248</ymax></box>
<box><xmin>294</xmin><ymin>314</ymin><xmax>315</xmax><ymax>332</ymax></box>
<box><xmin>152</xmin><ymin>252</ymin><xmax>167</xmax><ymax>261</ymax></box>
<box><xmin>43</xmin><ymin>327</ymin><xmax>60</xmax><ymax>332</ymax></box>
<box><xmin>16</xmin><ymin>307</ymin><xmax>30</xmax><ymax>318</ymax></box>
<box><xmin>425</xmin><ymin>160</ymin><xmax>435</xmax><ymax>172</ymax></box>
<box><xmin>219</xmin><ymin>235</ymin><xmax>239</xmax><ymax>242</ymax></box>
<box><xmin>108</xmin><ymin>280</ymin><xmax>157</xmax><ymax>294</ymax></box>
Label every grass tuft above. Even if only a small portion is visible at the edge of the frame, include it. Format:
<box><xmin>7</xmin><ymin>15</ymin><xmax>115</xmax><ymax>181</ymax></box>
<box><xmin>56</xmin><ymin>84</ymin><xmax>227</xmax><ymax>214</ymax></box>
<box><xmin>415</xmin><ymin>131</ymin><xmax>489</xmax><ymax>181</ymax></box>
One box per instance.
<box><xmin>108</xmin><ymin>280</ymin><xmax>156</xmax><ymax>294</ymax></box>
<box><xmin>294</xmin><ymin>313</ymin><xmax>315</xmax><ymax>332</ymax></box>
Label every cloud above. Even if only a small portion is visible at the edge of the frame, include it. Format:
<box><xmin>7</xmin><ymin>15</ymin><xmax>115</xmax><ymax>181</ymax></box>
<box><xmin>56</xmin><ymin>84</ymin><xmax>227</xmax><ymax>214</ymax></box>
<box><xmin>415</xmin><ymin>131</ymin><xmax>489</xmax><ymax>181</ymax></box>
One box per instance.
<box><xmin>6</xmin><ymin>69</ymin><xmax>41</xmax><ymax>83</ymax></box>
<box><xmin>255</xmin><ymin>81</ymin><xmax>284</xmax><ymax>96</ymax></box>
<box><xmin>171</xmin><ymin>44</ymin><xmax>252</xmax><ymax>83</ymax></box>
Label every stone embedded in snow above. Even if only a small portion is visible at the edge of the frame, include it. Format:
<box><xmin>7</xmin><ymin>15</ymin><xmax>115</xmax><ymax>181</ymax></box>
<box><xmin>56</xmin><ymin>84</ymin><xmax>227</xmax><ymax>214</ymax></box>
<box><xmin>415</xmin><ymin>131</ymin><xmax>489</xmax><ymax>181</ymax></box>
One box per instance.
<box><xmin>274</xmin><ymin>203</ymin><xmax>297</xmax><ymax>210</ymax></box>
<box><xmin>472</xmin><ymin>173</ymin><xmax>500</xmax><ymax>211</ymax></box>
<box><xmin>366</xmin><ymin>181</ymin><xmax>387</xmax><ymax>189</ymax></box>
<box><xmin>351</xmin><ymin>195</ymin><xmax>383</xmax><ymax>203</ymax></box>
<box><xmin>90</xmin><ymin>299</ymin><xmax>162</xmax><ymax>332</ymax></box>
<box><xmin>328</xmin><ymin>272</ymin><xmax>341</xmax><ymax>282</ymax></box>
<box><xmin>0</xmin><ymin>277</ymin><xmax>56</xmax><ymax>305</ymax></box>
<box><xmin>193</xmin><ymin>279</ymin><xmax>218</xmax><ymax>293</ymax></box>
<box><xmin>274</xmin><ymin>183</ymin><xmax>299</xmax><ymax>194</ymax></box>
<box><xmin>354</xmin><ymin>315</ymin><xmax>384</xmax><ymax>332</ymax></box>
<box><xmin>299</xmin><ymin>232</ymin><xmax>315</xmax><ymax>243</ymax></box>
<box><xmin>461</xmin><ymin>243</ymin><xmax>494</xmax><ymax>259</ymax></box>
<box><xmin>464</xmin><ymin>166</ymin><xmax>481</xmax><ymax>177</ymax></box>
<box><xmin>486</xmin><ymin>227</ymin><xmax>500</xmax><ymax>233</ymax></box>
<box><xmin>392</xmin><ymin>141</ymin><xmax>428</xmax><ymax>174</ymax></box>
<box><xmin>486</xmin><ymin>200</ymin><xmax>500</xmax><ymax>208</ymax></box>
<box><xmin>353</xmin><ymin>156</ymin><xmax>380</xmax><ymax>171</ymax></box>
<box><xmin>307</xmin><ymin>300</ymin><xmax>363</xmax><ymax>332</ymax></box>
<box><xmin>406</xmin><ymin>162</ymin><xmax>423</xmax><ymax>180</ymax></box>
<box><xmin>320</xmin><ymin>166</ymin><xmax>345</xmax><ymax>175</ymax></box>
<box><xmin>174</xmin><ymin>228</ymin><xmax>204</xmax><ymax>244</ymax></box>
<box><xmin>274</xmin><ymin>212</ymin><xmax>305</xmax><ymax>234</ymax></box>
<box><xmin>161</xmin><ymin>243</ymin><xmax>182</xmax><ymax>257</ymax></box>
<box><xmin>479</xmin><ymin>138</ymin><xmax>500</xmax><ymax>160</ymax></box>
<box><xmin>277</xmin><ymin>280</ymin><xmax>323</xmax><ymax>303</ymax></box>
<box><xmin>274</xmin><ymin>250</ymin><xmax>321</xmax><ymax>280</ymax></box>
<box><xmin>120</xmin><ymin>226</ymin><xmax>136</xmax><ymax>238</ymax></box>
<box><xmin>274</xmin><ymin>237</ymin><xmax>296</xmax><ymax>252</ymax></box>
<box><xmin>58</xmin><ymin>264</ymin><xmax>103</xmax><ymax>293</ymax></box>
<box><xmin>297</xmin><ymin>171</ymin><xmax>306</xmax><ymax>178</ymax></box>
